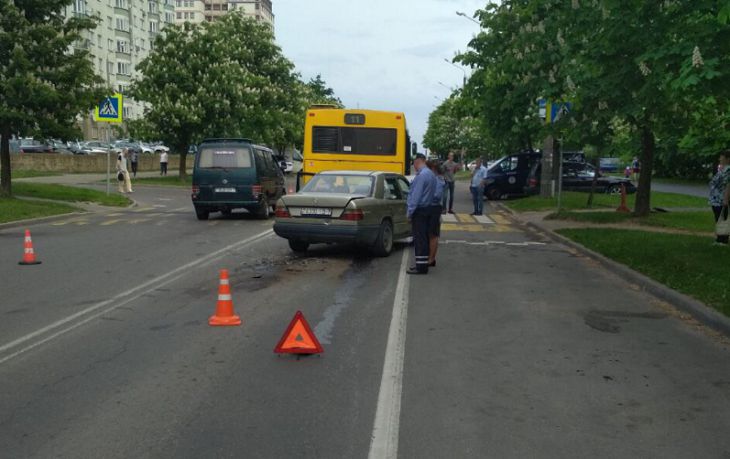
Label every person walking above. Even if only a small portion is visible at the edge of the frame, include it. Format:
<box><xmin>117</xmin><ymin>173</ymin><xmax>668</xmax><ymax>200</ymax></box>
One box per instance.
<box><xmin>470</xmin><ymin>157</ymin><xmax>488</xmax><ymax>215</ymax></box>
<box><xmin>406</xmin><ymin>153</ymin><xmax>437</xmax><ymax>275</ymax></box>
<box><xmin>442</xmin><ymin>152</ymin><xmax>459</xmax><ymax>214</ymax></box>
<box><xmin>427</xmin><ymin>160</ymin><xmax>445</xmax><ymax>267</ymax></box>
<box><xmin>631</xmin><ymin>156</ymin><xmax>641</xmax><ymax>182</ymax></box>
<box><xmin>130</xmin><ymin>148</ymin><xmax>139</xmax><ymax>178</ymax></box>
<box><xmin>116</xmin><ymin>148</ymin><xmax>133</xmax><ymax>194</ymax></box>
<box><xmin>709</xmin><ymin>150</ymin><xmax>730</xmax><ymax>245</ymax></box>
<box><xmin>160</xmin><ymin>150</ymin><xmax>169</xmax><ymax>176</ymax></box>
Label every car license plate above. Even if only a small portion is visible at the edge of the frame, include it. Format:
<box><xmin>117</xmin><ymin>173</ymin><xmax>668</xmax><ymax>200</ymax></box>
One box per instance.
<box><xmin>301</xmin><ymin>207</ymin><xmax>332</xmax><ymax>217</ymax></box>
<box><xmin>214</xmin><ymin>187</ymin><xmax>236</xmax><ymax>193</ymax></box>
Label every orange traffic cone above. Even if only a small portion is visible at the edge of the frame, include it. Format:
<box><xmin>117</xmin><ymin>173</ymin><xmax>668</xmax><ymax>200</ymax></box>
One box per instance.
<box><xmin>616</xmin><ymin>184</ymin><xmax>631</xmax><ymax>213</ymax></box>
<box><xmin>208</xmin><ymin>269</ymin><xmax>241</xmax><ymax>326</ymax></box>
<box><xmin>18</xmin><ymin>229</ymin><xmax>42</xmax><ymax>265</ymax></box>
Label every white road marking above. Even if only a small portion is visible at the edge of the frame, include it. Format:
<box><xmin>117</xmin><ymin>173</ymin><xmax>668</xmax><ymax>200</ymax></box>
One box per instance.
<box><xmin>474</xmin><ymin>214</ymin><xmax>495</xmax><ymax>224</ymax></box>
<box><xmin>440</xmin><ymin>240</ymin><xmax>546</xmax><ymax>247</ymax></box>
<box><xmin>441</xmin><ymin>213</ymin><xmax>458</xmax><ymax>223</ymax></box>
<box><xmin>368</xmin><ymin>249</ymin><xmax>410</xmax><ymax>459</ymax></box>
<box><xmin>0</xmin><ymin>230</ymin><xmax>274</xmax><ymax>366</ymax></box>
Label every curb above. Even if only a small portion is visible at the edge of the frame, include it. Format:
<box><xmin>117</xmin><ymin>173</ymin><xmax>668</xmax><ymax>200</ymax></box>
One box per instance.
<box><xmin>497</xmin><ymin>204</ymin><xmax>730</xmax><ymax>337</ymax></box>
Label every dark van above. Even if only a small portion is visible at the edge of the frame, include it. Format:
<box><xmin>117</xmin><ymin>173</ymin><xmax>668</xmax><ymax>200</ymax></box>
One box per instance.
<box><xmin>191</xmin><ymin>138</ymin><xmax>285</xmax><ymax>220</ymax></box>
<box><xmin>484</xmin><ymin>151</ymin><xmax>542</xmax><ymax>200</ymax></box>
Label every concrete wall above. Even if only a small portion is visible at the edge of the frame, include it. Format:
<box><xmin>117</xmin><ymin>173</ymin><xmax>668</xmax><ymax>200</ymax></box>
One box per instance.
<box><xmin>10</xmin><ymin>153</ymin><xmax>186</xmax><ymax>173</ymax></box>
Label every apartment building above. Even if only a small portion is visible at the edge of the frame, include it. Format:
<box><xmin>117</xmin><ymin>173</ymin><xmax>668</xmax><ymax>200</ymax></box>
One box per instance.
<box><xmin>66</xmin><ymin>0</ymin><xmax>175</xmax><ymax>140</ymax></box>
<box><xmin>175</xmin><ymin>0</ymin><xmax>273</xmax><ymax>28</ymax></box>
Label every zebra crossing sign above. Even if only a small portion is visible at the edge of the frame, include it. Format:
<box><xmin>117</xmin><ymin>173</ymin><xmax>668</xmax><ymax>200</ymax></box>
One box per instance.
<box><xmin>93</xmin><ymin>94</ymin><xmax>123</xmax><ymax>123</ymax></box>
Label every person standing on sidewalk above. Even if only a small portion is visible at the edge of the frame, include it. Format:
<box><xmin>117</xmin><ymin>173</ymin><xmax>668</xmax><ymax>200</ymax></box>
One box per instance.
<box><xmin>116</xmin><ymin>148</ymin><xmax>133</xmax><ymax>194</ymax></box>
<box><xmin>442</xmin><ymin>152</ymin><xmax>459</xmax><ymax>214</ymax></box>
<box><xmin>130</xmin><ymin>148</ymin><xmax>139</xmax><ymax>178</ymax></box>
<box><xmin>427</xmin><ymin>160</ymin><xmax>445</xmax><ymax>267</ymax></box>
<box><xmin>470</xmin><ymin>157</ymin><xmax>488</xmax><ymax>215</ymax></box>
<box><xmin>160</xmin><ymin>150</ymin><xmax>169</xmax><ymax>176</ymax></box>
<box><xmin>406</xmin><ymin>153</ymin><xmax>436</xmax><ymax>275</ymax></box>
<box><xmin>709</xmin><ymin>150</ymin><xmax>730</xmax><ymax>245</ymax></box>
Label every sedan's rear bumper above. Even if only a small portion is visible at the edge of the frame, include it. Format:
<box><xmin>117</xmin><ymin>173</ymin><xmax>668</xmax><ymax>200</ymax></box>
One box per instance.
<box><xmin>273</xmin><ymin>221</ymin><xmax>380</xmax><ymax>246</ymax></box>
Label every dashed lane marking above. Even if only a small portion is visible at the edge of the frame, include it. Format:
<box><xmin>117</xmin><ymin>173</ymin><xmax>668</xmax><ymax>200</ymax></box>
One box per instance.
<box><xmin>127</xmin><ymin>218</ymin><xmax>150</xmax><ymax>225</ymax></box>
<box><xmin>132</xmin><ymin>206</ymin><xmax>156</xmax><ymax>213</ymax></box>
<box><xmin>100</xmin><ymin>219</ymin><xmax>123</xmax><ymax>226</ymax></box>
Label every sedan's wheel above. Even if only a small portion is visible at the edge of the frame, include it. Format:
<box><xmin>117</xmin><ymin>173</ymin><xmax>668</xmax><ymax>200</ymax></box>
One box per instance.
<box><xmin>256</xmin><ymin>195</ymin><xmax>269</xmax><ymax>219</ymax></box>
<box><xmin>606</xmin><ymin>184</ymin><xmax>622</xmax><ymax>195</ymax></box>
<box><xmin>372</xmin><ymin>220</ymin><xmax>394</xmax><ymax>257</ymax></box>
<box><xmin>486</xmin><ymin>186</ymin><xmax>502</xmax><ymax>201</ymax></box>
<box><xmin>195</xmin><ymin>207</ymin><xmax>209</xmax><ymax>221</ymax></box>
<box><xmin>289</xmin><ymin>239</ymin><xmax>309</xmax><ymax>253</ymax></box>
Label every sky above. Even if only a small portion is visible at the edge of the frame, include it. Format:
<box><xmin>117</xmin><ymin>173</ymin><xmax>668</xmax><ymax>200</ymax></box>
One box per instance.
<box><xmin>273</xmin><ymin>0</ymin><xmax>487</xmax><ymax>147</ymax></box>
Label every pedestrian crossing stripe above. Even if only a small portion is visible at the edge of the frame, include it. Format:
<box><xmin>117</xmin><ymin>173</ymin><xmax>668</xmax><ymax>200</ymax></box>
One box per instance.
<box><xmin>93</xmin><ymin>93</ymin><xmax>123</xmax><ymax>123</ymax></box>
<box><xmin>441</xmin><ymin>223</ymin><xmax>518</xmax><ymax>233</ymax></box>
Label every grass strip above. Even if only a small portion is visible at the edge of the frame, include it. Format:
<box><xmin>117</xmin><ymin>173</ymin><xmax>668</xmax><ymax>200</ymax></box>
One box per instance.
<box><xmin>2</xmin><ymin>169</ymin><xmax>62</xmax><ymax>179</ymax></box>
<box><xmin>547</xmin><ymin>210</ymin><xmax>716</xmax><ymax>233</ymax></box>
<box><xmin>13</xmin><ymin>183</ymin><xmax>130</xmax><ymax>207</ymax></box>
<box><xmin>504</xmin><ymin>191</ymin><xmax>707</xmax><ymax>212</ymax></box>
<box><xmin>133</xmin><ymin>175</ymin><xmax>191</xmax><ymax>187</ymax></box>
<box><xmin>556</xmin><ymin>228</ymin><xmax>730</xmax><ymax>317</ymax></box>
<box><xmin>0</xmin><ymin>197</ymin><xmax>78</xmax><ymax>223</ymax></box>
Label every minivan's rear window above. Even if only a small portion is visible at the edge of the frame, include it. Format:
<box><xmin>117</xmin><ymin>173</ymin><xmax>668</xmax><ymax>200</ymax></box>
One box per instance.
<box><xmin>198</xmin><ymin>147</ymin><xmax>252</xmax><ymax>168</ymax></box>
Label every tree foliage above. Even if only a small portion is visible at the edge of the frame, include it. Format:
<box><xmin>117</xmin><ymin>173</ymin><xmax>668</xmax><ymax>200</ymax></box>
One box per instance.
<box><xmin>0</xmin><ymin>0</ymin><xmax>105</xmax><ymax>195</ymax></box>
<box><xmin>130</xmin><ymin>13</ymin><xmax>309</xmax><ymax>177</ymax></box>
<box><xmin>452</xmin><ymin>0</ymin><xmax>730</xmax><ymax>215</ymax></box>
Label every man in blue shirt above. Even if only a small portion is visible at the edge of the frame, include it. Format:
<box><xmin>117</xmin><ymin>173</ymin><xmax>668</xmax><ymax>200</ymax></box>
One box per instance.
<box><xmin>407</xmin><ymin>154</ymin><xmax>436</xmax><ymax>274</ymax></box>
<box><xmin>470</xmin><ymin>157</ymin><xmax>488</xmax><ymax>215</ymax></box>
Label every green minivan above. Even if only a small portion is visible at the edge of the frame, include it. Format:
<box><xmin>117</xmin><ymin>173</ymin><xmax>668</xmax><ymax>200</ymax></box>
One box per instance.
<box><xmin>191</xmin><ymin>138</ymin><xmax>286</xmax><ymax>220</ymax></box>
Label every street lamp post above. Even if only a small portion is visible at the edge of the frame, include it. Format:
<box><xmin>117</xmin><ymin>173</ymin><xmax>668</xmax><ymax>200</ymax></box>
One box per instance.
<box><xmin>456</xmin><ymin>11</ymin><xmax>480</xmax><ymax>26</ymax></box>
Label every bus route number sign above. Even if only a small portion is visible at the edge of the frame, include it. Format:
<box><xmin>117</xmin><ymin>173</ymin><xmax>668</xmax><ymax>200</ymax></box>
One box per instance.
<box><xmin>344</xmin><ymin>114</ymin><xmax>366</xmax><ymax>125</ymax></box>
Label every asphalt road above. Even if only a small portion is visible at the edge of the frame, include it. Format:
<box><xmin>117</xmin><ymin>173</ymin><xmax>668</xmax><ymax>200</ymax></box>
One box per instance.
<box><xmin>1</xmin><ymin>181</ymin><xmax>728</xmax><ymax>458</ymax></box>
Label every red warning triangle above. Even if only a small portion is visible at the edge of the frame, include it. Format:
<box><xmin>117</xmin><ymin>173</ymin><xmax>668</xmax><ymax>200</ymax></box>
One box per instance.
<box><xmin>274</xmin><ymin>311</ymin><xmax>323</xmax><ymax>355</ymax></box>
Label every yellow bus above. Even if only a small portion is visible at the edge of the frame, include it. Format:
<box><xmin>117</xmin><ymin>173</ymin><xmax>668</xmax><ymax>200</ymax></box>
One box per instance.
<box><xmin>298</xmin><ymin>106</ymin><xmax>412</xmax><ymax>187</ymax></box>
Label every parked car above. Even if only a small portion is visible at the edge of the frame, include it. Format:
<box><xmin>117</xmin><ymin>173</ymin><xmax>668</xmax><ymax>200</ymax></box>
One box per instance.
<box><xmin>80</xmin><ymin>141</ymin><xmax>113</xmax><ymax>155</ymax></box>
<box><xmin>49</xmin><ymin>139</ymin><xmax>73</xmax><ymax>154</ymax></box>
<box><xmin>149</xmin><ymin>142</ymin><xmax>170</xmax><ymax>153</ymax></box>
<box><xmin>191</xmin><ymin>138</ymin><xmax>285</xmax><ymax>220</ymax></box>
<box><xmin>18</xmin><ymin>138</ymin><xmax>53</xmax><ymax>153</ymax></box>
<box><xmin>67</xmin><ymin>140</ymin><xmax>86</xmax><ymax>154</ymax></box>
<box><xmin>483</xmin><ymin>151</ymin><xmax>542</xmax><ymax>200</ymax></box>
<box><xmin>113</xmin><ymin>140</ymin><xmax>141</xmax><ymax>154</ymax></box>
<box><xmin>273</xmin><ymin>170</ymin><xmax>411</xmax><ymax>256</ymax></box>
<box><xmin>525</xmin><ymin>161</ymin><xmax>637</xmax><ymax>195</ymax></box>
<box><xmin>599</xmin><ymin>157</ymin><xmax>621</xmax><ymax>173</ymax></box>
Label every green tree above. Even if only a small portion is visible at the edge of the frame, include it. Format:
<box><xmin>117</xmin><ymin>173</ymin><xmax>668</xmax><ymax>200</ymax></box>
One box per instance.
<box><xmin>0</xmin><ymin>0</ymin><xmax>105</xmax><ymax>196</ymax></box>
<box><xmin>457</xmin><ymin>1</ymin><xmax>730</xmax><ymax>215</ymax></box>
<box><xmin>130</xmin><ymin>13</ymin><xmax>304</xmax><ymax>178</ymax></box>
<box><xmin>304</xmin><ymin>74</ymin><xmax>342</xmax><ymax>108</ymax></box>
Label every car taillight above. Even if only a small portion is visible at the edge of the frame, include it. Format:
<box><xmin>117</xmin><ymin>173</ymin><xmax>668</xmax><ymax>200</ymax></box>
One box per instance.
<box><xmin>252</xmin><ymin>185</ymin><xmax>262</xmax><ymax>198</ymax></box>
<box><xmin>191</xmin><ymin>185</ymin><xmax>200</xmax><ymax>197</ymax></box>
<box><xmin>340</xmin><ymin>209</ymin><xmax>364</xmax><ymax>221</ymax></box>
<box><xmin>275</xmin><ymin>205</ymin><xmax>291</xmax><ymax>218</ymax></box>
<box><xmin>528</xmin><ymin>178</ymin><xmax>537</xmax><ymax>187</ymax></box>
